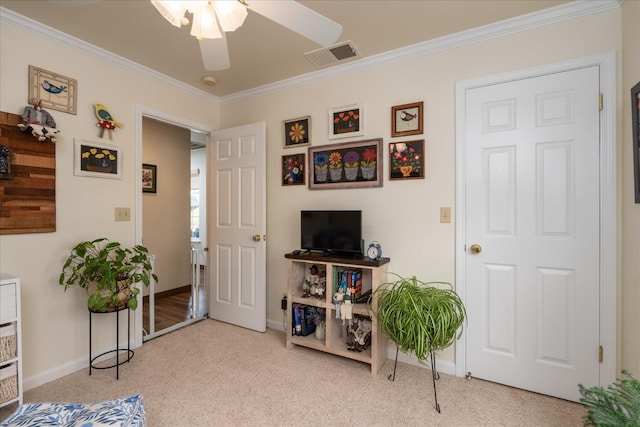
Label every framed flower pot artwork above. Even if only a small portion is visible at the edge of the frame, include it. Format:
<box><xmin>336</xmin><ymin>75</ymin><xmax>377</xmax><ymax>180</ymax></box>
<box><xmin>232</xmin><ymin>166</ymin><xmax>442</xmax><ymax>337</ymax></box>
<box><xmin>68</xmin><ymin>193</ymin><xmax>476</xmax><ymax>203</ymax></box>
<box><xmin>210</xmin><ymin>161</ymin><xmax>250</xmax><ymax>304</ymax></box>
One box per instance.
<box><xmin>632</xmin><ymin>81</ymin><xmax>640</xmax><ymax>203</ymax></box>
<box><xmin>74</xmin><ymin>139</ymin><xmax>121</xmax><ymax>179</ymax></box>
<box><xmin>308</xmin><ymin>138</ymin><xmax>382</xmax><ymax>190</ymax></box>
<box><xmin>283</xmin><ymin>116</ymin><xmax>311</xmax><ymax>148</ymax></box>
<box><xmin>389</xmin><ymin>139</ymin><xmax>425</xmax><ymax>180</ymax></box>
<box><xmin>142</xmin><ymin>163</ymin><xmax>157</xmax><ymax>193</ymax></box>
<box><xmin>391</xmin><ymin>101</ymin><xmax>423</xmax><ymax>137</ymax></box>
<box><xmin>329</xmin><ymin>104</ymin><xmax>363</xmax><ymax>140</ymax></box>
<box><xmin>282</xmin><ymin>153</ymin><xmax>305</xmax><ymax>186</ymax></box>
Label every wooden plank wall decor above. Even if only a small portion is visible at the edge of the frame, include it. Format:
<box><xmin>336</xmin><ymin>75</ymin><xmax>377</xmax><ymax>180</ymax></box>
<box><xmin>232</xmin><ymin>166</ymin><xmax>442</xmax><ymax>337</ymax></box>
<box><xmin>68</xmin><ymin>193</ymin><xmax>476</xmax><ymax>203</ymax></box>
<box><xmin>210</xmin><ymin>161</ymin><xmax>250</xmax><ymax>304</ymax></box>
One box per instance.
<box><xmin>0</xmin><ymin>111</ymin><xmax>56</xmax><ymax>234</ymax></box>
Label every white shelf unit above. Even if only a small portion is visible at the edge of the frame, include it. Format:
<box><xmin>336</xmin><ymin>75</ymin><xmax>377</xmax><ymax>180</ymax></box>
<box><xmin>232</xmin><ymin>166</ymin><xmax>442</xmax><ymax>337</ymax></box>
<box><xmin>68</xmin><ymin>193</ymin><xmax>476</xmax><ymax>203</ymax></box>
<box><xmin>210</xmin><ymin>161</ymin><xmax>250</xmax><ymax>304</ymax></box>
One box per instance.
<box><xmin>0</xmin><ymin>273</ymin><xmax>23</xmax><ymax>408</ymax></box>
<box><xmin>285</xmin><ymin>253</ymin><xmax>390</xmax><ymax>375</ymax></box>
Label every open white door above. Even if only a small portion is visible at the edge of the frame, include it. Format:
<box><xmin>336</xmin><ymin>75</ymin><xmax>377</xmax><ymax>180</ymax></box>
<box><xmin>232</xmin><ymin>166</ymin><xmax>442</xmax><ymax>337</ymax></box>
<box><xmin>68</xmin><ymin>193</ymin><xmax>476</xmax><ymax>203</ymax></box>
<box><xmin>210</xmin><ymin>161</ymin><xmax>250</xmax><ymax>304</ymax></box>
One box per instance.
<box><xmin>209</xmin><ymin>122</ymin><xmax>266</xmax><ymax>332</ymax></box>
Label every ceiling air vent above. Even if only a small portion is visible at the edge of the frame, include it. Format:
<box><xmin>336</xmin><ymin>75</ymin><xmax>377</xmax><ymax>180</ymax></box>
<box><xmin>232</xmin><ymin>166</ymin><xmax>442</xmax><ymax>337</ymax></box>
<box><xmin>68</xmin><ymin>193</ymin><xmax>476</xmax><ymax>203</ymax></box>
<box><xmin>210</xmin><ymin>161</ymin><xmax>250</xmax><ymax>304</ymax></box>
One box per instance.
<box><xmin>305</xmin><ymin>40</ymin><xmax>360</xmax><ymax>69</ymax></box>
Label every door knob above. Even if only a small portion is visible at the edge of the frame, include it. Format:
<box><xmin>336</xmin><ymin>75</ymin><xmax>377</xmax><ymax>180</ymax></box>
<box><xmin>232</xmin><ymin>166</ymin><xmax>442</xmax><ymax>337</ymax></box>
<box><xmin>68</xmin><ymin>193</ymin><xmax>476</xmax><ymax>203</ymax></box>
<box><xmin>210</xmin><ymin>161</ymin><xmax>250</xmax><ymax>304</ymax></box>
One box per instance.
<box><xmin>252</xmin><ymin>234</ymin><xmax>261</xmax><ymax>242</ymax></box>
<box><xmin>469</xmin><ymin>244</ymin><xmax>482</xmax><ymax>254</ymax></box>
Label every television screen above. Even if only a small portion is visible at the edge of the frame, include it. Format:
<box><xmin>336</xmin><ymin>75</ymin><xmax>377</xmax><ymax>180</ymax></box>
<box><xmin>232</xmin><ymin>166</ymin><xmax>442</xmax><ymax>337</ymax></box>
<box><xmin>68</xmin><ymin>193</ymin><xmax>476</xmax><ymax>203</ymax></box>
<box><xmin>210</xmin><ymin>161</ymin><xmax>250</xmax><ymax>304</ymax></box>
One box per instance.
<box><xmin>300</xmin><ymin>210</ymin><xmax>362</xmax><ymax>256</ymax></box>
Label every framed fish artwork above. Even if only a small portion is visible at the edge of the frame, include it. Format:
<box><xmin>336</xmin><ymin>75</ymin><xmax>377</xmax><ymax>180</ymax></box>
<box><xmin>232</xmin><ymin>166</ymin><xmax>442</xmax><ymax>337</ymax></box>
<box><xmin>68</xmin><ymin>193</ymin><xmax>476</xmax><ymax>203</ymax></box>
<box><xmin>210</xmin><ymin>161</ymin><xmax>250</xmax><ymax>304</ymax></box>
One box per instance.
<box><xmin>391</xmin><ymin>101</ymin><xmax>423</xmax><ymax>137</ymax></box>
<box><xmin>28</xmin><ymin>65</ymin><xmax>78</xmax><ymax>115</ymax></box>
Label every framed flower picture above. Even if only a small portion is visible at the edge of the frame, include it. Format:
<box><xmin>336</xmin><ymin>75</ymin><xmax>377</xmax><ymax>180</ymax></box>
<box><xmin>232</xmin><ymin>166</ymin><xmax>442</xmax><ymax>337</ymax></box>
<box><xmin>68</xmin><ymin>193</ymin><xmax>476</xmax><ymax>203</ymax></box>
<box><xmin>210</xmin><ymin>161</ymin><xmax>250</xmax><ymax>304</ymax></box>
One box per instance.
<box><xmin>74</xmin><ymin>139</ymin><xmax>121</xmax><ymax>179</ymax></box>
<box><xmin>329</xmin><ymin>104</ymin><xmax>363</xmax><ymax>139</ymax></box>
<box><xmin>142</xmin><ymin>163</ymin><xmax>157</xmax><ymax>193</ymax></box>
<box><xmin>389</xmin><ymin>139</ymin><xmax>425</xmax><ymax>180</ymax></box>
<box><xmin>308</xmin><ymin>138</ymin><xmax>382</xmax><ymax>190</ymax></box>
<box><xmin>391</xmin><ymin>101</ymin><xmax>423</xmax><ymax>137</ymax></box>
<box><xmin>283</xmin><ymin>116</ymin><xmax>311</xmax><ymax>148</ymax></box>
<box><xmin>282</xmin><ymin>153</ymin><xmax>305</xmax><ymax>186</ymax></box>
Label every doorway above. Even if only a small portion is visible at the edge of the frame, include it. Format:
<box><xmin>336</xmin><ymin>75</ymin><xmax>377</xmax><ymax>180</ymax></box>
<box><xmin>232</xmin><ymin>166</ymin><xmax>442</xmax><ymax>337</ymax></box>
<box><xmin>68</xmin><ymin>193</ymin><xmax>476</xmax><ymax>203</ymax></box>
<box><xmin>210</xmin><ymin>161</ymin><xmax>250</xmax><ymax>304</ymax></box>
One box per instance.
<box><xmin>134</xmin><ymin>106</ymin><xmax>213</xmax><ymax>345</ymax></box>
<box><xmin>454</xmin><ymin>52</ymin><xmax>617</xmax><ymax>401</ymax></box>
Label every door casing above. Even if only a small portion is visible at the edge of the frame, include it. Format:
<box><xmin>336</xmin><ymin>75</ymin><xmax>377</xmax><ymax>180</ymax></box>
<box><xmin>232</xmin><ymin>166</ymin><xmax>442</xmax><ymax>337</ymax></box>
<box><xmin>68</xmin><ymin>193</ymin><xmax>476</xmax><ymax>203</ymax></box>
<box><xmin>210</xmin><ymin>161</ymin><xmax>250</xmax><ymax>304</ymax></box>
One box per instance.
<box><xmin>454</xmin><ymin>51</ymin><xmax>617</xmax><ymax>389</ymax></box>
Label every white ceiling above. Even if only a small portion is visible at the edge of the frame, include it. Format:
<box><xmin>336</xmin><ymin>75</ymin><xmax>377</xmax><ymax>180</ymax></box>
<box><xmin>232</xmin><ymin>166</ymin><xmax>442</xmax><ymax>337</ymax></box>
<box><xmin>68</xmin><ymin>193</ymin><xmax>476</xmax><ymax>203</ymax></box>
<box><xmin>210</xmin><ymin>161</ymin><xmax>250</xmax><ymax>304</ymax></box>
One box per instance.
<box><xmin>1</xmin><ymin>0</ymin><xmax>574</xmax><ymax>98</ymax></box>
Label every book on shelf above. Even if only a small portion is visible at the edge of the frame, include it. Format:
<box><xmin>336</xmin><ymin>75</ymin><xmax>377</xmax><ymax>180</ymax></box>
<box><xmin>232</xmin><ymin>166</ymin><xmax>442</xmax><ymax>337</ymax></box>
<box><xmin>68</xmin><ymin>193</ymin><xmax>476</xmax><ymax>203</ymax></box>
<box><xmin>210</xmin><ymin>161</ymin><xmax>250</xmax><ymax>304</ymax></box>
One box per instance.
<box><xmin>291</xmin><ymin>303</ymin><xmax>316</xmax><ymax>337</ymax></box>
<box><xmin>334</xmin><ymin>267</ymin><xmax>363</xmax><ymax>303</ymax></box>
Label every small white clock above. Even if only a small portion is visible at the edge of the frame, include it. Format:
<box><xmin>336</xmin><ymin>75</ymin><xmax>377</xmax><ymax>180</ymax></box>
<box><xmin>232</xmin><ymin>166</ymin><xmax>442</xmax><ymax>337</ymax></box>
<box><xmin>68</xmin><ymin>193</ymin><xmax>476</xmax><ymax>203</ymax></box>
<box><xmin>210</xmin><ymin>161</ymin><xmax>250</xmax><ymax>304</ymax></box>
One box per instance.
<box><xmin>367</xmin><ymin>241</ymin><xmax>382</xmax><ymax>260</ymax></box>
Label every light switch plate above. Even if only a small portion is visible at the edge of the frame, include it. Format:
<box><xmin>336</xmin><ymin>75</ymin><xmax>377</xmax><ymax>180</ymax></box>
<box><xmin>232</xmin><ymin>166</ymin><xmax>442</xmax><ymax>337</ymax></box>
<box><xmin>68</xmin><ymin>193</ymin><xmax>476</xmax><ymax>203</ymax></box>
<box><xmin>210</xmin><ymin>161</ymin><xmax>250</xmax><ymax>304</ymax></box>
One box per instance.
<box><xmin>115</xmin><ymin>207</ymin><xmax>130</xmax><ymax>222</ymax></box>
<box><xmin>440</xmin><ymin>207</ymin><xmax>451</xmax><ymax>223</ymax></box>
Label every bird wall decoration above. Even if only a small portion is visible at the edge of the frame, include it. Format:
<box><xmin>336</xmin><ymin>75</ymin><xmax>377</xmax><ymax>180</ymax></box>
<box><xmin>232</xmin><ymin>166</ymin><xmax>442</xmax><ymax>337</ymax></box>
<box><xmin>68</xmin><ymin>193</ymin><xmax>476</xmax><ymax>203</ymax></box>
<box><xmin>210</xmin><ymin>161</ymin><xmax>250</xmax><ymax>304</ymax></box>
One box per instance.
<box><xmin>40</xmin><ymin>80</ymin><xmax>67</xmax><ymax>95</ymax></box>
<box><xmin>94</xmin><ymin>103</ymin><xmax>123</xmax><ymax>139</ymax></box>
<box><xmin>400</xmin><ymin>110</ymin><xmax>417</xmax><ymax>121</ymax></box>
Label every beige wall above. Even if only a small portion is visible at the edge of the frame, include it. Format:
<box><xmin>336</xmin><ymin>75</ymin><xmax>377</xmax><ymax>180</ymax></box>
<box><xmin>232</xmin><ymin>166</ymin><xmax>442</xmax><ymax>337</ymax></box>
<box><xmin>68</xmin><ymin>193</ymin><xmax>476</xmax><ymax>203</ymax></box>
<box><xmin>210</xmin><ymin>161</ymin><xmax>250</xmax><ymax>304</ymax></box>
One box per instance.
<box><xmin>621</xmin><ymin>0</ymin><xmax>640</xmax><ymax>376</ymax></box>
<box><xmin>142</xmin><ymin>118</ymin><xmax>192</xmax><ymax>293</ymax></box>
<box><xmin>0</xmin><ymin>23</ymin><xmax>219</xmax><ymax>380</ymax></box>
<box><xmin>2</xmin><ymin>2</ymin><xmax>638</xmax><ymax>386</ymax></box>
<box><xmin>222</xmin><ymin>8</ymin><xmax>626</xmax><ymax>367</ymax></box>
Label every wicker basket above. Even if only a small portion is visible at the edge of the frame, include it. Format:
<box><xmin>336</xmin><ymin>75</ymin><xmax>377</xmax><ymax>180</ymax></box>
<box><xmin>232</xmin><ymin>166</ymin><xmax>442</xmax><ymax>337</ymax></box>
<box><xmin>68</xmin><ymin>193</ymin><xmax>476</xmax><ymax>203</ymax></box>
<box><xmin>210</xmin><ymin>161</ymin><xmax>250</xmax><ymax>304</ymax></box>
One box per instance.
<box><xmin>0</xmin><ymin>324</ymin><xmax>16</xmax><ymax>362</ymax></box>
<box><xmin>0</xmin><ymin>364</ymin><xmax>18</xmax><ymax>403</ymax></box>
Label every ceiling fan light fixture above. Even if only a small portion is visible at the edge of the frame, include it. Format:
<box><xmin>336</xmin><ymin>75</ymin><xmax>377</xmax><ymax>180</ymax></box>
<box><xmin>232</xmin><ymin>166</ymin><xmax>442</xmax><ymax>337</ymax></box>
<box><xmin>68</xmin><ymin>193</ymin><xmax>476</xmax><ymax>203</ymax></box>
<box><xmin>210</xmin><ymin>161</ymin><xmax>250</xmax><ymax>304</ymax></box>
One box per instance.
<box><xmin>150</xmin><ymin>0</ymin><xmax>186</xmax><ymax>27</ymax></box>
<box><xmin>152</xmin><ymin>0</ymin><xmax>247</xmax><ymax>40</ymax></box>
<box><xmin>212</xmin><ymin>0</ymin><xmax>247</xmax><ymax>32</ymax></box>
<box><xmin>191</xmin><ymin>2</ymin><xmax>223</xmax><ymax>39</ymax></box>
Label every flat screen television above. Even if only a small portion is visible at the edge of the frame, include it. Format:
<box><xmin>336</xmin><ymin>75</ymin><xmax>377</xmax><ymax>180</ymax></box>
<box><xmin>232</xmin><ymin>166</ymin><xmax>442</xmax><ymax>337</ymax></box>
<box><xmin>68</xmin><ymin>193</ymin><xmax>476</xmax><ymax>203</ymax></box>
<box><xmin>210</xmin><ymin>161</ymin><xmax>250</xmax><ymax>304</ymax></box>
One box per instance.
<box><xmin>300</xmin><ymin>210</ymin><xmax>363</xmax><ymax>257</ymax></box>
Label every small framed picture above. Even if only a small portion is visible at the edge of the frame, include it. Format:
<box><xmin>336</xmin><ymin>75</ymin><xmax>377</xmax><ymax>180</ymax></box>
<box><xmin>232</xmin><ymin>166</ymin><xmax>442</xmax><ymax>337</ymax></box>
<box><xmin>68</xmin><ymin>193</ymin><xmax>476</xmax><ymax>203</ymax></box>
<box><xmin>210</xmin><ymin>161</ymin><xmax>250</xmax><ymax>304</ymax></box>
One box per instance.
<box><xmin>74</xmin><ymin>139</ymin><xmax>121</xmax><ymax>179</ymax></box>
<box><xmin>389</xmin><ymin>139</ymin><xmax>425</xmax><ymax>180</ymax></box>
<box><xmin>329</xmin><ymin>104</ymin><xmax>363</xmax><ymax>140</ymax></box>
<box><xmin>142</xmin><ymin>164</ymin><xmax>157</xmax><ymax>193</ymax></box>
<box><xmin>29</xmin><ymin>65</ymin><xmax>77</xmax><ymax>115</ymax></box>
<box><xmin>391</xmin><ymin>101</ymin><xmax>423</xmax><ymax>137</ymax></box>
<box><xmin>283</xmin><ymin>116</ymin><xmax>311</xmax><ymax>148</ymax></box>
<box><xmin>282</xmin><ymin>153</ymin><xmax>305</xmax><ymax>186</ymax></box>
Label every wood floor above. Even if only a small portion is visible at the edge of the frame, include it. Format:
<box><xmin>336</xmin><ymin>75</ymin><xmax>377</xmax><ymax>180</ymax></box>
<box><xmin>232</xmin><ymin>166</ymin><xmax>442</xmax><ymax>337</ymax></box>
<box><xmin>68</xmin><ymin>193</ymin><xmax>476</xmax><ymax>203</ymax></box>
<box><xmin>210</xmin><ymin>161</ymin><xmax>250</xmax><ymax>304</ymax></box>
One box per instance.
<box><xmin>143</xmin><ymin>285</ymin><xmax>207</xmax><ymax>334</ymax></box>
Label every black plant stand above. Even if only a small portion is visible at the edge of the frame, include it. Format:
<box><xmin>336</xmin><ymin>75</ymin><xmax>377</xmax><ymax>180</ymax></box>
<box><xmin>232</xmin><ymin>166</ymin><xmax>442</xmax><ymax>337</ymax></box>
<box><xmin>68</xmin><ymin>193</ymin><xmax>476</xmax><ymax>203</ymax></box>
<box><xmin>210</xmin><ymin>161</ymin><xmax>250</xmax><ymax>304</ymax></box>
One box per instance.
<box><xmin>388</xmin><ymin>344</ymin><xmax>441</xmax><ymax>413</ymax></box>
<box><xmin>89</xmin><ymin>306</ymin><xmax>134</xmax><ymax>380</ymax></box>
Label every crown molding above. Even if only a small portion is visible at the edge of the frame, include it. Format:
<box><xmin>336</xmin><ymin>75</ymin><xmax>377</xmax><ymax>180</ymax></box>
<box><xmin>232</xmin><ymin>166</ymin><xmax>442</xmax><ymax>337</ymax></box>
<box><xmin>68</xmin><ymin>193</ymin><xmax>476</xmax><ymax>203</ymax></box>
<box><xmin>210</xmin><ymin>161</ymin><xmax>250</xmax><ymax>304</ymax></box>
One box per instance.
<box><xmin>0</xmin><ymin>6</ymin><xmax>220</xmax><ymax>104</ymax></box>
<box><xmin>1</xmin><ymin>0</ymin><xmax>621</xmax><ymax>105</ymax></box>
<box><xmin>221</xmin><ymin>0</ymin><xmax>622</xmax><ymax>104</ymax></box>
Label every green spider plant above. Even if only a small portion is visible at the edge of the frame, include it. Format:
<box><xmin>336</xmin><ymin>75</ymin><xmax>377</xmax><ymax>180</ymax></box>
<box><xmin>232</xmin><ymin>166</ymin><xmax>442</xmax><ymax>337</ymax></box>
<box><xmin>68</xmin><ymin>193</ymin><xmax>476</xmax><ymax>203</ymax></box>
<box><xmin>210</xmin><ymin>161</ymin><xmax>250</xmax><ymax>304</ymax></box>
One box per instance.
<box><xmin>370</xmin><ymin>274</ymin><xmax>466</xmax><ymax>363</ymax></box>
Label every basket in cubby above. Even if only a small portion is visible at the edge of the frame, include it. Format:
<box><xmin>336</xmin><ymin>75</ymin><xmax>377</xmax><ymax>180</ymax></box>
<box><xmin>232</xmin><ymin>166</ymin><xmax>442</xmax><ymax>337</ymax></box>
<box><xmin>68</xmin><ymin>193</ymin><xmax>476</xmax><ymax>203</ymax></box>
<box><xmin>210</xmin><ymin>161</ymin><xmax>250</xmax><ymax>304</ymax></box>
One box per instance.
<box><xmin>0</xmin><ymin>364</ymin><xmax>18</xmax><ymax>403</ymax></box>
<box><xmin>0</xmin><ymin>324</ymin><xmax>16</xmax><ymax>362</ymax></box>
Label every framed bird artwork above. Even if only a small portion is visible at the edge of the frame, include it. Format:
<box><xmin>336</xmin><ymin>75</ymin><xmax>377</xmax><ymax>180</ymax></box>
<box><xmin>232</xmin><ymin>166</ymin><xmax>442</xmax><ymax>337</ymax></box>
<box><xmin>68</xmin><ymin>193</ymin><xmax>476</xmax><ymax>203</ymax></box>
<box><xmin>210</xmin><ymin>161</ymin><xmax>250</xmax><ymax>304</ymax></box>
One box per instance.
<box><xmin>28</xmin><ymin>65</ymin><xmax>77</xmax><ymax>115</ymax></box>
<box><xmin>391</xmin><ymin>101</ymin><xmax>423</xmax><ymax>137</ymax></box>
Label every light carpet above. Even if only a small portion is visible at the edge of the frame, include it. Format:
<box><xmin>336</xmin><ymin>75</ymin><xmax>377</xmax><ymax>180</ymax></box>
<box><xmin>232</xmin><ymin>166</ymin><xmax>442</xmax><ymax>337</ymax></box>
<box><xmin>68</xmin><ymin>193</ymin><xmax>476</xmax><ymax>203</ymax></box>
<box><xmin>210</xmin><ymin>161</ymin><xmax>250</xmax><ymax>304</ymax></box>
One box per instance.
<box><xmin>1</xmin><ymin>319</ymin><xmax>586</xmax><ymax>426</ymax></box>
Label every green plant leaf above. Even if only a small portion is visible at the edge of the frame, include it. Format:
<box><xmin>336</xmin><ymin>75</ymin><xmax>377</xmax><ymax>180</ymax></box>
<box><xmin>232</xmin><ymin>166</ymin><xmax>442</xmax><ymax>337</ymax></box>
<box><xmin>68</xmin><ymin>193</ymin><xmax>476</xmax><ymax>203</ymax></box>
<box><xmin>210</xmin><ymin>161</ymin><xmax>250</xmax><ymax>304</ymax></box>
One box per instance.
<box><xmin>59</xmin><ymin>238</ymin><xmax>157</xmax><ymax>311</ymax></box>
<box><xmin>579</xmin><ymin>369</ymin><xmax>640</xmax><ymax>426</ymax></box>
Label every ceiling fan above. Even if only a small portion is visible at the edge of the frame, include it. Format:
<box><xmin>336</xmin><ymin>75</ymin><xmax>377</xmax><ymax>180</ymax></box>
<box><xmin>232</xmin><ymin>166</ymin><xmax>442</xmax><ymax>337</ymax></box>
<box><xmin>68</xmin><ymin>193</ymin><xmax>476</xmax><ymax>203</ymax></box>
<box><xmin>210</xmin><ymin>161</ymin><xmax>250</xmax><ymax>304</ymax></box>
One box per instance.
<box><xmin>150</xmin><ymin>0</ymin><xmax>343</xmax><ymax>71</ymax></box>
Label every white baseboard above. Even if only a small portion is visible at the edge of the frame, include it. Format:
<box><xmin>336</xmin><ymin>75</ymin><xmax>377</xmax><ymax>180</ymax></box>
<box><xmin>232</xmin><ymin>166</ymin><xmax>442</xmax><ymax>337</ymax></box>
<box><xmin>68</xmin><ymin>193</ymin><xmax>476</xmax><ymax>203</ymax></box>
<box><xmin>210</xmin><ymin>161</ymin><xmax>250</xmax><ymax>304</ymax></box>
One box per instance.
<box><xmin>24</xmin><ymin>356</ymin><xmax>87</xmax><ymax>391</ymax></box>
<box><xmin>23</xmin><ymin>340</ymin><xmax>135</xmax><ymax>392</ymax></box>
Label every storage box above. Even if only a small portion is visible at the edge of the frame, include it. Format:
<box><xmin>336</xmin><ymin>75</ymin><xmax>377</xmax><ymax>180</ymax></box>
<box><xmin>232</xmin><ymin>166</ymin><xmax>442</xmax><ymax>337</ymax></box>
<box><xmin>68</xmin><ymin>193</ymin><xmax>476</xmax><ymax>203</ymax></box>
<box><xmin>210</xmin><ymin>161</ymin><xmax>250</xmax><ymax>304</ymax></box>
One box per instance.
<box><xmin>0</xmin><ymin>364</ymin><xmax>18</xmax><ymax>403</ymax></box>
<box><xmin>0</xmin><ymin>324</ymin><xmax>16</xmax><ymax>362</ymax></box>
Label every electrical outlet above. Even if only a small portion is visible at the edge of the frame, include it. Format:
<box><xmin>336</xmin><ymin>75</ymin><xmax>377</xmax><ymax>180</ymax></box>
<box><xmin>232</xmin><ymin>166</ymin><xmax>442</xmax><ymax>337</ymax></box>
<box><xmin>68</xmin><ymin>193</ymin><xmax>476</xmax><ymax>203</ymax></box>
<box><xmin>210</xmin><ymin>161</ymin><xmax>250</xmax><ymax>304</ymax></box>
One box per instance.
<box><xmin>440</xmin><ymin>207</ymin><xmax>451</xmax><ymax>223</ymax></box>
<box><xmin>115</xmin><ymin>207</ymin><xmax>130</xmax><ymax>222</ymax></box>
<box><xmin>281</xmin><ymin>296</ymin><xmax>287</xmax><ymax>310</ymax></box>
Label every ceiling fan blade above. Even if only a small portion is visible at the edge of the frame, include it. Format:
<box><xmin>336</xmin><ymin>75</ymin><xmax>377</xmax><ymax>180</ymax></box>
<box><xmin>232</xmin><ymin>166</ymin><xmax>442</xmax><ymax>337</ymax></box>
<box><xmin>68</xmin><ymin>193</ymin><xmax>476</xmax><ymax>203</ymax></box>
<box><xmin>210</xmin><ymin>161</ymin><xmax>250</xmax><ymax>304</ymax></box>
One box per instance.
<box><xmin>247</xmin><ymin>1</ymin><xmax>342</xmax><ymax>47</ymax></box>
<box><xmin>199</xmin><ymin>35</ymin><xmax>231</xmax><ymax>71</ymax></box>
